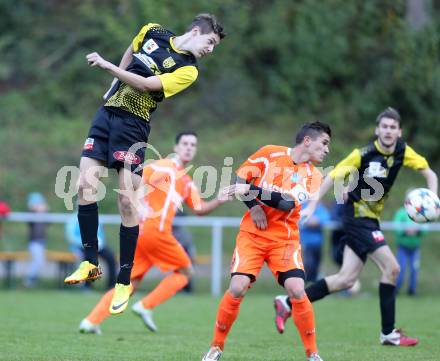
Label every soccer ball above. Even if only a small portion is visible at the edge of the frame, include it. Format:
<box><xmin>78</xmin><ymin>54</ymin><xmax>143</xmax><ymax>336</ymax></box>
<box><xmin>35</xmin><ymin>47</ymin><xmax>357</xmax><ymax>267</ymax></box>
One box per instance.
<box><xmin>404</xmin><ymin>188</ymin><xmax>440</xmax><ymax>223</ymax></box>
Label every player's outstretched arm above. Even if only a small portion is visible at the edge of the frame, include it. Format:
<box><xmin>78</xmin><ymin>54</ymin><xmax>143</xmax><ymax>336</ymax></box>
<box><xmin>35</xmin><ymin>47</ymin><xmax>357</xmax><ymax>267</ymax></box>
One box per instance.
<box><xmin>419</xmin><ymin>167</ymin><xmax>438</xmax><ymax>195</ymax></box>
<box><xmin>86</xmin><ymin>52</ymin><xmax>163</xmax><ymax>93</ymax></box>
<box><xmin>191</xmin><ymin>195</ymin><xmax>229</xmax><ymax>216</ymax></box>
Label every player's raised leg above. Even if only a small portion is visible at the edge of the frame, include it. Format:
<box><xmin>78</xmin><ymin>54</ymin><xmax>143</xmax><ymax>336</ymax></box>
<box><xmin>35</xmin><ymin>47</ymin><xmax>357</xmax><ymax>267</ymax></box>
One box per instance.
<box><xmin>65</xmin><ymin>157</ymin><xmax>106</xmax><ymax>284</ymax></box>
<box><xmin>274</xmin><ymin>245</ymin><xmax>364</xmax><ymax>333</ymax></box>
<box><xmin>80</xmin><ymin>241</ymin><xmax>152</xmax><ymax>332</ymax></box>
<box><xmin>370</xmin><ymin>246</ymin><xmax>418</xmax><ymax>346</ymax></box>
<box><xmin>108</xmin><ymin>168</ymin><xmax>142</xmax><ymax>314</ymax></box>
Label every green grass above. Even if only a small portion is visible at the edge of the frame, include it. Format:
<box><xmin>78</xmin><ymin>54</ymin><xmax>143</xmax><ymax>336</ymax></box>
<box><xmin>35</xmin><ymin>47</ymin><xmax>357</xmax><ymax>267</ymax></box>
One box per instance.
<box><xmin>1</xmin><ymin>290</ymin><xmax>439</xmax><ymax>361</ymax></box>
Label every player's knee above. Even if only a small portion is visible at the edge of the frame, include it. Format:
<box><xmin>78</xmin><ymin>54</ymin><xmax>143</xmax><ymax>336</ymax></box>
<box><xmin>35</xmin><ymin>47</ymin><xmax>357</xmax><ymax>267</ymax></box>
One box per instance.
<box><xmin>337</xmin><ymin>273</ymin><xmax>357</xmax><ymax>290</ymax></box>
<box><xmin>386</xmin><ymin>263</ymin><xmax>400</xmax><ymax>282</ymax></box>
<box><xmin>229</xmin><ymin>278</ymin><xmax>250</xmax><ymax>298</ymax></box>
<box><xmin>118</xmin><ymin>194</ymin><xmax>135</xmax><ymax>218</ymax></box>
<box><xmin>77</xmin><ymin>175</ymin><xmax>96</xmax><ymax>199</ymax></box>
<box><xmin>288</xmin><ymin>287</ymin><xmax>306</xmax><ymax>300</ymax></box>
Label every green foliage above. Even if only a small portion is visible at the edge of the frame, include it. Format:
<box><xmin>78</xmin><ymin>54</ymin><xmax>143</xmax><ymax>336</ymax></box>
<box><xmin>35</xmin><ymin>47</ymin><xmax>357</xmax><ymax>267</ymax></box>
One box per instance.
<box><xmin>1</xmin><ymin>0</ymin><xmax>440</xmax><ymax>210</ymax></box>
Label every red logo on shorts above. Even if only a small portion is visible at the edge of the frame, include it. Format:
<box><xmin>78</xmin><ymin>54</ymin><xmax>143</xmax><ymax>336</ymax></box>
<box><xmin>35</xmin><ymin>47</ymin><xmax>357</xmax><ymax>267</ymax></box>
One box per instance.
<box><xmin>83</xmin><ymin>138</ymin><xmax>94</xmax><ymax>150</ymax></box>
<box><xmin>113</xmin><ymin>151</ymin><xmax>141</xmax><ymax>164</ymax></box>
<box><xmin>372</xmin><ymin>230</ymin><xmax>385</xmax><ymax>242</ymax></box>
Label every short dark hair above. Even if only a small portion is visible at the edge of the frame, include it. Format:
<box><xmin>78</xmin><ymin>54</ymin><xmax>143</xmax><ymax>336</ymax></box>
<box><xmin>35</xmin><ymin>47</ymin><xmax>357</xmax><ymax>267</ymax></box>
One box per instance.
<box><xmin>187</xmin><ymin>13</ymin><xmax>226</xmax><ymax>39</ymax></box>
<box><xmin>376</xmin><ymin>107</ymin><xmax>401</xmax><ymax>126</ymax></box>
<box><xmin>295</xmin><ymin>121</ymin><xmax>332</xmax><ymax>145</ymax></box>
<box><xmin>175</xmin><ymin>131</ymin><xmax>198</xmax><ymax>144</ymax></box>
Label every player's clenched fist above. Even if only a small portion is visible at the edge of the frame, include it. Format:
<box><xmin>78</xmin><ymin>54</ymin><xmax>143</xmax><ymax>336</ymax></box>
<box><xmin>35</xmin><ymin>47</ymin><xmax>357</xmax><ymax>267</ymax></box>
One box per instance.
<box><xmin>86</xmin><ymin>52</ymin><xmax>110</xmax><ymax>69</ymax></box>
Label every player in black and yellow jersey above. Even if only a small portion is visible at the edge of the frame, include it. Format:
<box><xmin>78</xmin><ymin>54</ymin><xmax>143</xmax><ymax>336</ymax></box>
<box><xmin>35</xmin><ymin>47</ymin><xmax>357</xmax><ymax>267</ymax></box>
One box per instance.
<box><xmin>64</xmin><ymin>14</ymin><xmax>225</xmax><ymax>314</ymax></box>
<box><xmin>273</xmin><ymin>107</ymin><xmax>438</xmax><ymax>346</ymax></box>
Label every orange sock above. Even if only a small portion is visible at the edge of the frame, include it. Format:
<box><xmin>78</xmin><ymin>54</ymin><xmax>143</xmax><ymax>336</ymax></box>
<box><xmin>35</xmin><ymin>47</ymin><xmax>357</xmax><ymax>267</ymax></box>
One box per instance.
<box><xmin>211</xmin><ymin>291</ymin><xmax>243</xmax><ymax>350</ymax></box>
<box><xmin>291</xmin><ymin>295</ymin><xmax>318</xmax><ymax>357</ymax></box>
<box><xmin>87</xmin><ymin>288</ymin><xmax>114</xmax><ymax>324</ymax></box>
<box><xmin>141</xmin><ymin>272</ymin><xmax>188</xmax><ymax>309</ymax></box>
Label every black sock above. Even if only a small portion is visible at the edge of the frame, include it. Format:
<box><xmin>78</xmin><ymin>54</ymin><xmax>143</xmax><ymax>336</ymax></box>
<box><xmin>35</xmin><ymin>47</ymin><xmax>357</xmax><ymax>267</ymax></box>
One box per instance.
<box><xmin>117</xmin><ymin>224</ymin><xmax>139</xmax><ymax>285</ymax></box>
<box><xmin>379</xmin><ymin>282</ymin><xmax>396</xmax><ymax>335</ymax></box>
<box><xmin>305</xmin><ymin>278</ymin><xmax>330</xmax><ymax>302</ymax></box>
<box><xmin>78</xmin><ymin>203</ymin><xmax>99</xmax><ymax>266</ymax></box>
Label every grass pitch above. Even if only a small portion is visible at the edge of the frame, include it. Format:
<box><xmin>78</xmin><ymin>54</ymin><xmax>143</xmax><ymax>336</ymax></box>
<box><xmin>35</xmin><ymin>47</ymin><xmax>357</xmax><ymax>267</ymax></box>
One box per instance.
<box><xmin>1</xmin><ymin>290</ymin><xmax>439</xmax><ymax>361</ymax></box>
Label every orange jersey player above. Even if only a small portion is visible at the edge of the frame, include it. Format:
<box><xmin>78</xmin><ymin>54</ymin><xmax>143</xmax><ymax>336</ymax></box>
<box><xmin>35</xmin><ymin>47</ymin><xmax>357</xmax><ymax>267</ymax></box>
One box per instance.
<box><xmin>79</xmin><ymin>131</ymin><xmax>229</xmax><ymax>334</ymax></box>
<box><xmin>202</xmin><ymin>121</ymin><xmax>331</xmax><ymax>361</ymax></box>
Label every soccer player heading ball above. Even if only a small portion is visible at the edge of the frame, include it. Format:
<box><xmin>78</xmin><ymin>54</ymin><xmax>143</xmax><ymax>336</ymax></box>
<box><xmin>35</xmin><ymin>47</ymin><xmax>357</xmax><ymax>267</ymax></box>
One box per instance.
<box><xmin>202</xmin><ymin>122</ymin><xmax>331</xmax><ymax>361</ymax></box>
<box><xmin>274</xmin><ymin>107</ymin><xmax>438</xmax><ymax>347</ymax></box>
<box><xmin>64</xmin><ymin>14</ymin><xmax>225</xmax><ymax>314</ymax></box>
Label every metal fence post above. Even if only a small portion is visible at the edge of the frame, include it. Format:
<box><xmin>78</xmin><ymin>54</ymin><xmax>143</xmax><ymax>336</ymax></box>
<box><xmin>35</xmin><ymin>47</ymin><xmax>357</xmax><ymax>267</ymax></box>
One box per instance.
<box><xmin>211</xmin><ymin>221</ymin><xmax>223</xmax><ymax>296</ymax></box>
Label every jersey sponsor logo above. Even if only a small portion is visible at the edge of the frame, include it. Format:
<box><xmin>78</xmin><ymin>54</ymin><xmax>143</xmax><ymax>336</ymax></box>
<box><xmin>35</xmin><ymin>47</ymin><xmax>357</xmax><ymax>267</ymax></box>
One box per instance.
<box><xmin>260</xmin><ymin>180</ymin><xmax>291</xmax><ymax>194</ymax></box>
<box><xmin>143</xmin><ymin>39</ymin><xmax>159</xmax><ymax>54</ymax></box>
<box><xmin>260</xmin><ymin>180</ymin><xmax>309</xmax><ymax>205</ymax></box>
<box><xmin>162</xmin><ymin>56</ymin><xmax>176</xmax><ymax>69</ymax></box>
<box><xmin>83</xmin><ymin>138</ymin><xmax>94</xmax><ymax>150</ymax></box>
<box><xmin>372</xmin><ymin>230</ymin><xmax>385</xmax><ymax>242</ymax></box>
<box><xmin>133</xmin><ymin>53</ymin><xmax>161</xmax><ymax>75</ymax></box>
<box><xmin>366</xmin><ymin>161</ymin><xmax>387</xmax><ymax>178</ymax></box>
<box><xmin>113</xmin><ymin>151</ymin><xmax>141</xmax><ymax>164</ymax></box>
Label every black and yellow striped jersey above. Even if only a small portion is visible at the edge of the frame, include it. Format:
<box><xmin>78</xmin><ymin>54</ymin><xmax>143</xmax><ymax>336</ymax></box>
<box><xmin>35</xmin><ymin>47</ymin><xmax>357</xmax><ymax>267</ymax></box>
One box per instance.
<box><xmin>329</xmin><ymin>139</ymin><xmax>429</xmax><ymax>220</ymax></box>
<box><xmin>105</xmin><ymin>23</ymin><xmax>198</xmax><ymax>121</ymax></box>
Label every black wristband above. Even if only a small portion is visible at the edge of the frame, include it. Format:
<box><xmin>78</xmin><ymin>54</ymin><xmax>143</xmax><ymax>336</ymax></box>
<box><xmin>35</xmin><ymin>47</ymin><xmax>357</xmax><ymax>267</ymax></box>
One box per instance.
<box><xmin>242</xmin><ymin>197</ymin><xmax>260</xmax><ymax>209</ymax></box>
<box><xmin>248</xmin><ymin>184</ymin><xmax>296</xmax><ymax>211</ymax></box>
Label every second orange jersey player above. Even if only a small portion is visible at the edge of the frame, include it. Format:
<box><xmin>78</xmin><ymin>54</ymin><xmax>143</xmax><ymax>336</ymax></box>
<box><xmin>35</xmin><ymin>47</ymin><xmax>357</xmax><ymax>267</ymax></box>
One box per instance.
<box><xmin>79</xmin><ymin>131</ymin><xmax>229</xmax><ymax>334</ymax></box>
<box><xmin>202</xmin><ymin>122</ymin><xmax>331</xmax><ymax>361</ymax></box>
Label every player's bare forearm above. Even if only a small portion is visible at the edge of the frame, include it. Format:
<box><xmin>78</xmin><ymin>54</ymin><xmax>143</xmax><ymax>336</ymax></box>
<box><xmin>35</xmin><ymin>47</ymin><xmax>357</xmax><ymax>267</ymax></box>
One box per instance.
<box><xmin>193</xmin><ymin>199</ymin><xmax>224</xmax><ymax>216</ymax></box>
<box><xmin>226</xmin><ymin>182</ymin><xmax>295</xmax><ymax>211</ymax></box>
<box><xmin>319</xmin><ymin>176</ymin><xmax>335</xmax><ymax>200</ymax></box>
<box><xmin>420</xmin><ymin>167</ymin><xmax>438</xmax><ymax>195</ymax></box>
<box><xmin>103</xmin><ymin>45</ymin><xmax>134</xmax><ymax>99</ymax></box>
<box><xmin>106</xmin><ymin>63</ymin><xmax>162</xmax><ymax>92</ymax></box>
<box><xmin>86</xmin><ymin>51</ymin><xmax>163</xmax><ymax>92</ymax></box>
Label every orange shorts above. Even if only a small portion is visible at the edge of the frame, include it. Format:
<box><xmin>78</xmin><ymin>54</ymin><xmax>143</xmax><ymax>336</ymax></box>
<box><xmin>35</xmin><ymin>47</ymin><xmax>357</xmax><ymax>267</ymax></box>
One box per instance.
<box><xmin>230</xmin><ymin>230</ymin><xmax>304</xmax><ymax>283</ymax></box>
<box><xmin>131</xmin><ymin>228</ymin><xmax>191</xmax><ymax>281</ymax></box>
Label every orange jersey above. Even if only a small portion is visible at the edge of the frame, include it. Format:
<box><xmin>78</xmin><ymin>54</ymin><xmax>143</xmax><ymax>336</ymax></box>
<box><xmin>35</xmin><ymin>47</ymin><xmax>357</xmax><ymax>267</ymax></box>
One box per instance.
<box><xmin>236</xmin><ymin>145</ymin><xmax>322</xmax><ymax>242</ymax></box>
<box><xmin>140</xmin><ymin>158</ymin><xmax>202</xmax><ymax>233</ymax></box>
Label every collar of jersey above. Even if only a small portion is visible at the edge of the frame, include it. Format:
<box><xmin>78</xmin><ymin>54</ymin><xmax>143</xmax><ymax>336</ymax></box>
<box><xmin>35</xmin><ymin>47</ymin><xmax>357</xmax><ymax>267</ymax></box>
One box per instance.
<box><xmin>287</xmin><ymin>147</ymin><xmax>309</xmax><ymax>167</ymax></box>
<box><xmin>172</xmin><ymin>157</ymin><xmax>184</xmax><ymax>169</ymax></box>
<box><xmin>169</xmin><ymin>37</ymin><xmax>190</xmax><ymax>55</ymax></box>
<box><xmin>374</xmin><ymin>140</ymin><xmax>394</xmax><ymax>155</ymax></box>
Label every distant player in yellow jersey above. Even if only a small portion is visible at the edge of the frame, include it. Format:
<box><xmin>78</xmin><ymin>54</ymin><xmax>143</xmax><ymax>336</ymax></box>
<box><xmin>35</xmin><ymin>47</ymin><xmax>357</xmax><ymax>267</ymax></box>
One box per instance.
<box><xmin>64</xmin><ymin>14</ymin><xmax>226</xmax><ymax>314</ymax></box>
<box><xmin>274</xmin><ymin>108</ymin><xmax>438</xmax><ymax>347</ymax></box>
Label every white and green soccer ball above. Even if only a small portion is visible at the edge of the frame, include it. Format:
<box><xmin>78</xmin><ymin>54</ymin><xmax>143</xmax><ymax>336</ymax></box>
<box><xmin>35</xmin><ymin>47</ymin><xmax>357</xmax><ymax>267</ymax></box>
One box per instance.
<box><xmin>404</xmin><ymin>188</ymin><xmax>440</xmax><ymax>223</ymax></box>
